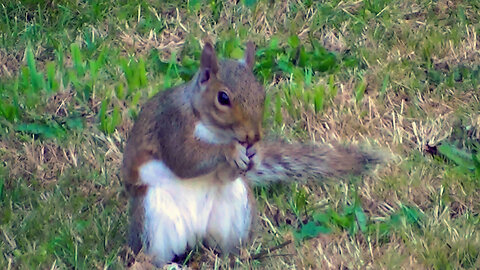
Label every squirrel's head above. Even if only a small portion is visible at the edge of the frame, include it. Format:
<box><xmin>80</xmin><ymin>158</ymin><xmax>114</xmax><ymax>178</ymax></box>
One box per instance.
<box><xmin>192</xmin><ymin>41</ymin><xmax>265</xmax><ymax>146</ymax></box>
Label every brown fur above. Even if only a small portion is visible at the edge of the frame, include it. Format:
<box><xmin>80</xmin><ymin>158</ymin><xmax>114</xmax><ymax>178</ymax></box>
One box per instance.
<box><xmin>128</xmin><ymin>195</ymin><xmax>145</xmax><ymax>254</ymax></box>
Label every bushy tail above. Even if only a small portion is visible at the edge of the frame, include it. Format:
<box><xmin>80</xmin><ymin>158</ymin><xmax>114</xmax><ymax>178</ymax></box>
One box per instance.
<box><xmin>245</xmin><ymin>141</ymin><xmax>384</xmax><ymax>185</ymax></box>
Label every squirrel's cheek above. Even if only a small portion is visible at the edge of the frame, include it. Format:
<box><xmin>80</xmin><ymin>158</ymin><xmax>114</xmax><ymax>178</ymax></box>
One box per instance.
<box><xmin>229</xmin><ymin>125</ymin><xmax>245</xmax><ymax>142</ymax></box>
<box><xmin>208</xmin><ymin>111</ymin><xmax>235</xmax><ymax>129</ymax></box>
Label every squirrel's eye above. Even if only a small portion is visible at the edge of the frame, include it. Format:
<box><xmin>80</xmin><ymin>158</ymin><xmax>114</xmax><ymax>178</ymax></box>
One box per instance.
<box><xmin>217</xmin><ymin>91</ymin><xmax>230</xmax><ymax>106</ymax></box>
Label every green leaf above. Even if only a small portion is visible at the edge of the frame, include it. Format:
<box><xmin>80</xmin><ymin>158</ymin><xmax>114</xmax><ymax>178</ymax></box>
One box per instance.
<box><xmin>355</xmin><ymin>79</ymin><xmax>366</xmax><ymax>104</ymax></box>
<box><xmin>151</xmin><ymin>50</ymin><xmax>170</xmax><ymax>74</ymax></box>
<box><xmin>138</xmin><ymin>58</ymin><xmax>148</xmax><ymax>87</ymax></box>
<box><xmin>328</xmin><ymin>75</ymin><xmax>337</xmax><ymax>99</ymax></box>
<box><xmin>116</xmin><ymin>83</ymin><xmax>126</xmax><ymax>100</ymax></box>
<box><xmin>263</xmin><ymin>94</ymin><xmax>271</xmax><ymax>122</ymax></box>
<box><xmin>26</xmin><ymin>46</ymin><xmax>38</xmax><ymax>75</ymax></box>
<box><xmin>269</xmin><ymin>37</ymin><xmax>279</xmax><ymax>49</ymax></box>
<box><xmin>230</xmin><ymin>47</ymin><xmax>244</xmax><ymax>59</ymax></box>
<box><xmin>380</xmin><ymin>74</ymin><xmax>389</xmax><ymax>96</ymax></box>
<box><xmin>99</xmin><ymin>99</ymin><xmax>108</xmax><ymax>131</ymax></box>
<box><xmin>401</xmin><ymin>205</ymin><xmax>422</xmax><ymax>225</ymax></box>
<box><xmin>0</xmin><ymin>101</ymin><xmax>19</xmax><ymax>122</ymax></box>
<box><xmin>274</xmin><ymin>95</ymin><xmax>283</xmax><ymax>125</ymax></box>
<box><xmin>427</xmin><ymin>69</ymin><xmax>443</xmax><ymax>85</ymax></box>
<box><xmin>1</xmin><ymin>205</ymin><xmax>12</xmax><ymax>224</ymax></box>
<box><xmin>341</xmin><ymin>205</ymin><xmax>358</xmax><ymax>235</ymax></box>
<box><xmin>284</xmin><ymin>87</ymin><xmax>295</xmax><ymax>117</ymax></box>
<box><xmin>294</xmin><ymin>188</ymin><xmax>307</xmax><ymax>214</ymax></box>
<box><xmin>331</xmin><ymin>210</ymin><xmax>352</xmax><ymax>229</ymax></box>
<box><xmin>26</xmin><ymin>46</ymin><xmax>45</xmax><ymax>92</ymax></box>
<box><xmin>355</xmin><ymin>205</ymin><xmax>367</xmax><ymax>233</ymax></box>
<box><xmin>313</xmin><ymin>85</ymin><xmax>324</xmax><ymax>113</ymax></box>
<box><xmin>278</xmin><ymin>56</ymin><xmax>293</xmax><ymax>74</ymax></box>
<box><xmin>389</xmin><ymin>213</ymin><xmax>401</xmax><ymax>227</ymax></box>
<box><xmin>70</xmin><ymin>43</ymin><xmax>84</xmax><ymax>77</ymax></box>
<box><xmin>298</xmin><ymin>46</ymin><xmax>308</xmax><ymax>67</ymax></box>
<box><xmin>131</xmin><ymin>91</ymin><xmax>142</xmax><ymax>107</ymax></box>
<box><xmin>313</xmin><ymin>52</ymin><xmax>337</xmax><ymax>72</ymax></box>
<box><xmin>90</xmin><ymin>58</ymin><xmax>99</xmax><ymax>79</ymax></box>
<box><xmin>472</xmin><ymin>148</ymin><xmax>480</xmax><ymax>176</ymax></box>
<box><xmin>313</xmin><ymin>212</ymin><xmax>330</xmax><ymax>224</ymax></box>
<box><xmin>46</xmin><ymin>61</ymin><xmax>58</xmax><ymax>92</ymax></box>
<box><xmin>66</xmin><ymin>117</ymin><xmax>84</xmax><ymax>131</ymax></box>
<box><xmin>0</xmin><ymin>178</ymin><xmax>4</xmax><ymax>202</ymax></box>
<box><xmin>75</xmin><ymin>220</ymin><xmax>89</xmax><ymax>232</ymax></box>
<box><xmin>438</xmin><ymin>143</ymin><xmax>476</xmax><ymax>170</ymax></box>
<box><xmin>304</xmin><ymin>68</ymin><xmax>312</xmax><ymax>86</ymax></box>
<box><xmin>16</xmin><ymin>122</ymin><xmax>65</xmax><ymax>139</ymax></box>
<box><xmin>99</xmin><ymin>100</ymin><xmax>122</xmax><ymax>135</ymax></box>
<box><xmin>288</xmin><ymin>35</ymin><xmax>300</xmax><ymax>49</ymax></box>
<box><xmin>111</xmin><ymin>106</ymin><xmax>122</xmax><ymax>132</ymax></box>
<box><xmin>188</xmin><ymin>0</ymin><xmax>201</xmax><ymax>12</ymax></box>
<box><xmin>294</xmin><ymin>221</ymin><xmax>331</xmax><ymax>241</ymax></box>
<box><xmin>243</xmin><ymin>0</ymin><xmax>257</xmax><ymax>7</ymax></box>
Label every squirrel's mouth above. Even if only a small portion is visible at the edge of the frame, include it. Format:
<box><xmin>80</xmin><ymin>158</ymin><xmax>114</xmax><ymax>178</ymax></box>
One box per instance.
<box><xmin>237</xmin><ymin>140</ymin><xmax>249</xmax><ymax>147</ymax></box>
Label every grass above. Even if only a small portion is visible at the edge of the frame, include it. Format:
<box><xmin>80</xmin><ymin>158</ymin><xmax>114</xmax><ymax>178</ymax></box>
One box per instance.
<box><xmin>1</xmin><ymin>0</ymin><xmax>480</xmax><ymax>269</ymax></box>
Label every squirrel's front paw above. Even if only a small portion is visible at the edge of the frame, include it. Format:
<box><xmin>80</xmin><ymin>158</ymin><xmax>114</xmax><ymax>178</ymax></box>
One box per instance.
<box><xmin>229</xmin><ymin>142</ymin><xmax>249</xmax><ymax>171</ymax></box>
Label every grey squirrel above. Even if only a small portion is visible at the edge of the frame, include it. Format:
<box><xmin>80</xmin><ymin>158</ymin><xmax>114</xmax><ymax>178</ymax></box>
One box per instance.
<box><xmin>122</xmin><ymin>41</ymin><xmax>382</xmax><ymax>266</ymax></box>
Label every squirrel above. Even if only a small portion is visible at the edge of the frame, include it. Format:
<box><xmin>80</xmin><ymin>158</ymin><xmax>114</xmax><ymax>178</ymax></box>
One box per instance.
<box><xmin>122</xmin><ymin>40</ymin><xmax>382</xmax><ymax>266</ymax></box>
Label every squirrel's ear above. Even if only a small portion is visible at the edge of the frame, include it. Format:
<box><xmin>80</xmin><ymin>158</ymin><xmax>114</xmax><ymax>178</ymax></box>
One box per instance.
<box><xmin>244</xmin><ymin>41</ymin><xmax>255</xmax><ymax>70</ymax></box>
<box><xmin>198</xmin><ymin>41</ymin><xmax>219</xmax><ymax>86</ymax></box>
<box><xmin>199</xmin><ymin>41</ymin><xmax>219</xmax><ymax>84</ymax></box>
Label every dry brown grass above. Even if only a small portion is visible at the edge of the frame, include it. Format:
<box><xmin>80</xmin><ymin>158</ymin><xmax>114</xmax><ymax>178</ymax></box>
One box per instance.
<box><xmin>1</xmin><ymin>0</ymin><xmax>479</xmax><ymax>269</ymax></box>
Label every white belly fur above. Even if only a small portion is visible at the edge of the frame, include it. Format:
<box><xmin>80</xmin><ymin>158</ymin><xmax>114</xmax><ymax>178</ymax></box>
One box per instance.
<box><xmin>139</xmin><ymin>160</ymin><xmax>252</xmax><ymax>266</ymax></box>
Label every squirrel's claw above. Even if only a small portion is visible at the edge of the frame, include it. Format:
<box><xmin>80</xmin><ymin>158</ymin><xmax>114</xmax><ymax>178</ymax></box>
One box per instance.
<box><xmin>231</xmin><ymin>142</ymin><xmax>249</xmax><ymax>171</ymax></box>
<box><xmin>246</xmin><ymin>144</ymin><xmax>256</xmax><ymax>158</ymax></box>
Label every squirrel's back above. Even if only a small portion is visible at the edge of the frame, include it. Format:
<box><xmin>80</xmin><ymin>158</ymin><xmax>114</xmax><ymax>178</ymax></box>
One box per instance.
<box><xmin>122</xmin><ymin>84</ymin><xmax>191</xmax><ymax>195</ymax></box>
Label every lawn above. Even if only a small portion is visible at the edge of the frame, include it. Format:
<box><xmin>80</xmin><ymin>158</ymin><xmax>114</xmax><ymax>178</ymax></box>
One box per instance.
<box><xmin>0</xmin><ymin>0</ymin><xmax>479</xmax><ymax>269</ymax></box>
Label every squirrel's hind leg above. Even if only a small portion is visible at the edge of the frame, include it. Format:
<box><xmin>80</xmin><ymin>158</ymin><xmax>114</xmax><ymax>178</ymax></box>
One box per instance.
<box><xmin>128</xmin><ymin>196</ymin><xmax>145</xmax><ymax>255</ymax></box>
<box><xmin>206</xmin><ymin>177</ymin><xmax>254</xmax><ymax>253</ymax></box>
<box><xmin>137</xmin><ymin>160</ymin><xmax>203</xmax><ymax>266</ymax></box>
<box><xmin>143</xmin><ymin>186</ymin><xmax>193</xmax><ymax>266</ymax></box>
